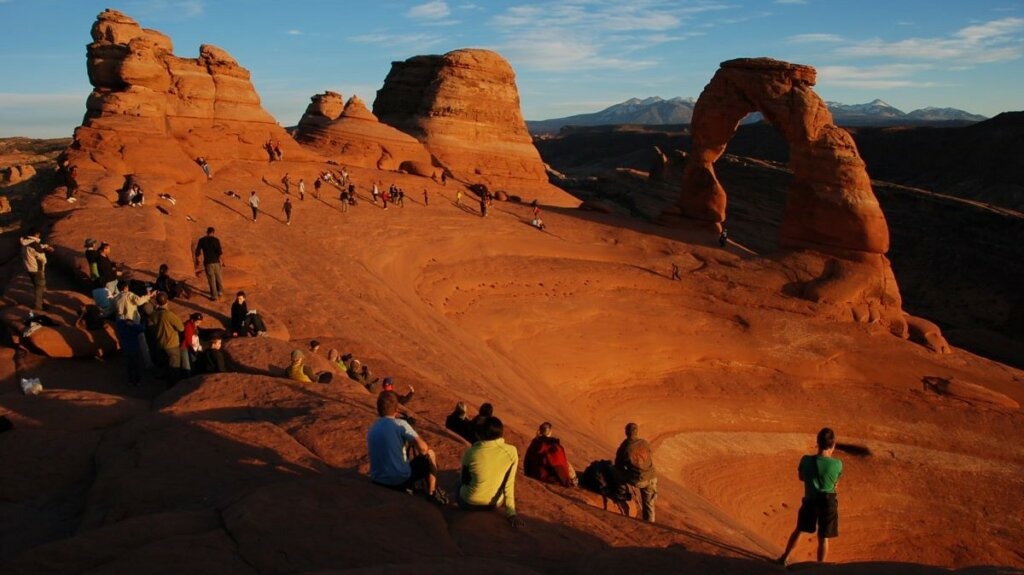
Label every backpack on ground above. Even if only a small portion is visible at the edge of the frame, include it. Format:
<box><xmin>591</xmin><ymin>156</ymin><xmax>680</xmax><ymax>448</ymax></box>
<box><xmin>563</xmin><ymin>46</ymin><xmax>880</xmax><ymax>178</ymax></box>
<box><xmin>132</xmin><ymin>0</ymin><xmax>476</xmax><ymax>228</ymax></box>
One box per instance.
<box><xmin>580</xmin><ymin>459</ymin><xmax>631</xmax><ymax>515</ymax></box>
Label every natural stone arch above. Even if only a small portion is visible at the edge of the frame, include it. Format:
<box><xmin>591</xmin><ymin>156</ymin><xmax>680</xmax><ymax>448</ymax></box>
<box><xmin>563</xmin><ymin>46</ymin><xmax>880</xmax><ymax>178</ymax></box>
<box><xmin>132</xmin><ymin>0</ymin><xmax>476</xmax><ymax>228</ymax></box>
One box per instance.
<box><xmin>679</xmin><ymin>58</ymin><xmax>890</xmax><ymax>257</ymax></box>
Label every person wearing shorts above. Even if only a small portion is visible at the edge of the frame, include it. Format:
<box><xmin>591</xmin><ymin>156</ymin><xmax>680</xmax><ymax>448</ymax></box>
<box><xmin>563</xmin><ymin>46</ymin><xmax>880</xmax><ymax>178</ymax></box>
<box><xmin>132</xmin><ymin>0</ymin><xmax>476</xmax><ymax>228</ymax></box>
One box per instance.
<box><xmin>367</xmin><ymin>391</ymin><xmax>446</xmax><ymax>503</ymax></box>
<box><xmin>779</xmin><ymin>427</ymin><xmax>843</xmax><ymax>565</ymax></box>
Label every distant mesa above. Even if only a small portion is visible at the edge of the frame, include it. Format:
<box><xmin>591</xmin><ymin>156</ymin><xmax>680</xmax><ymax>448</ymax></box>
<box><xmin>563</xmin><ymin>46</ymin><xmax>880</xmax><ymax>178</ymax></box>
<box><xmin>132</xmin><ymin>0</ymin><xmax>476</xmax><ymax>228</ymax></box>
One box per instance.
<box><xmin>674</xmin><ymin>57</ymin><xmax>905</xmax><ymax>332</ymax></box>
<box><xmin>374</xmin><ymin>49</ymin><xmax>579</xmax><ymax>206</ymax></box>
<box><xmin>294</xmin><ymin>92</ymin><xmax>436</xmax><ymax>175</ymax></box>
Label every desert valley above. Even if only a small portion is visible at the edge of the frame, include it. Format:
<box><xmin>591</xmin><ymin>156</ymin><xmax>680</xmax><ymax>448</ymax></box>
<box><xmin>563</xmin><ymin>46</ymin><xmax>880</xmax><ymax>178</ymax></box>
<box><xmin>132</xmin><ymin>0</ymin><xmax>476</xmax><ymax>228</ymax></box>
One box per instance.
<box><xmin>0</xmin><ymin>8</ymin><xmax>1022</xmax><ymax>575</ymax></box>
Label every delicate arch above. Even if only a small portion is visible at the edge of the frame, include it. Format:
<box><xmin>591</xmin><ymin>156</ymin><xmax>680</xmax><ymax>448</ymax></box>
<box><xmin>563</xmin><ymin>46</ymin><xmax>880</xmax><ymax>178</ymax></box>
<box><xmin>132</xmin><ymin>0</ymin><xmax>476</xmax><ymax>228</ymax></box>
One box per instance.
<box><xmin>679</xmin><ymin>58</ymin><xmax>890</xmax><ymax>256</ymax></box>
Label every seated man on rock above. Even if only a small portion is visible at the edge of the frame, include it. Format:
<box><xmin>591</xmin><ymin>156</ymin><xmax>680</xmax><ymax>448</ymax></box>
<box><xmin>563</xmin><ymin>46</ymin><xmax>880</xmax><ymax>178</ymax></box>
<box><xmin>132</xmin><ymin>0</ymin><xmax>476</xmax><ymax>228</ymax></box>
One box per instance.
<box><xmin>367</xmin><ymin>390</ymin><xmax>446</xmax><ymax>504</ymax></box>
<box><xmin>286</xmin><ymin>349</ymin><xmax>331</xmax><ymax>383</ymax></box>
<box><xmin>524</xmin><ymin>422</ymin><xmax>578</xmax><ymax>487</ymax></box>
<box><xmin>445</xmin><ymin>402</ymin><xmax>476</xmax><ymax>443</ymax></box>
<box><xmin>154</xmin><ymin>263</ymin><xmax>192</xmax><ymax>300</ymax></box>
<box><xmin>459</xmin><ymin>416</ymin><xmax>523</xmax><ymax>527</ymax></box>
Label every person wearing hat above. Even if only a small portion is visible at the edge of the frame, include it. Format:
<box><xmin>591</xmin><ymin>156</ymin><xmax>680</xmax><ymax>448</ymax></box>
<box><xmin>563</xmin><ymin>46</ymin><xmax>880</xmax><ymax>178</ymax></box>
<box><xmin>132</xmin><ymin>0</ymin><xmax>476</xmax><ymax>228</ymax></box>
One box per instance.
<box><xmin>84</xmin><ymin>238</ymin><xmax>100</xmax><ymax>281</ymax></box>
<box><xmin>286</xmin><ymin>349</ymin><xmax>331</xmax><ymax>383</ymax></box>
<box><xmin>382</xmin><ymin>377</ymin><xmax>415</xmax><ymax>405</ymax></box>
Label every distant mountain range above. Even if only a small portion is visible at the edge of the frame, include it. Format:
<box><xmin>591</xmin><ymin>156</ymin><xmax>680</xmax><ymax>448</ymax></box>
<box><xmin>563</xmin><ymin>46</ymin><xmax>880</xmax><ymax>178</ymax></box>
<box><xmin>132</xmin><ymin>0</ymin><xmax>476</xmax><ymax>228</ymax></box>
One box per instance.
<box><xmin>527</xmin><ymin>96</ymin><xmax>988</xmax><ymax>133</ymax></box>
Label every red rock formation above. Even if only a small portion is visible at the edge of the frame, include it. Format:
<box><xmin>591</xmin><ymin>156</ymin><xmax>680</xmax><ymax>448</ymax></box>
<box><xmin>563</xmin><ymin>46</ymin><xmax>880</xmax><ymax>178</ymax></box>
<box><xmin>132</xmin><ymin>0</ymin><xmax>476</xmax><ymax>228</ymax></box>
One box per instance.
<box><xmin>374</xmin><ymin>49</ymin><xmax>578</xmax><ymax>206</ymax></box>
<box><xmin>675</xmin><ymin>58</ymin><xmax>905</xmax><ymax>333</ymax></box>
<box><xmin>295</xmin><ymin>94</ymin><xmax>436</xmax><ymax>172</ymax></box>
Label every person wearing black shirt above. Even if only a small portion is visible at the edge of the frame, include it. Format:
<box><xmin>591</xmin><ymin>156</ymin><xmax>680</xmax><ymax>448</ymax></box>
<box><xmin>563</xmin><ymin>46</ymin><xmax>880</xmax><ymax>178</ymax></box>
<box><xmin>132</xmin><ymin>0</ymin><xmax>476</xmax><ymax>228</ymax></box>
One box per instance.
<box><xmin>194</xmin><ymin>227</ymin><xmax>224</xmax><ymax>301</ymax></box>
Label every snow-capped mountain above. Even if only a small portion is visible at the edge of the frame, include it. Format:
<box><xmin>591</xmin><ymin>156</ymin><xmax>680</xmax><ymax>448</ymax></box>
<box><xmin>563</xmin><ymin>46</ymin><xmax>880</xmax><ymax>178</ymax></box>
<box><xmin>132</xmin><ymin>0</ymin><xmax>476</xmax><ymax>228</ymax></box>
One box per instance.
<box><xmin>527</xmin><ymin>97</ymin><xmax>987</xmax><ymax>133</ymax></box>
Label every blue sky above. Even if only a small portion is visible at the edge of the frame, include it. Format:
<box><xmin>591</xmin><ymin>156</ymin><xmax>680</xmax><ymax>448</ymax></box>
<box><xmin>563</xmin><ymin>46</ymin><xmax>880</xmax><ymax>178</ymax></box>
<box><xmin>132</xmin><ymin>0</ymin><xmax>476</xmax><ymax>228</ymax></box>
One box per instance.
<box><xmin>1</xmin><ymin>0</ymin><xmax>1022</xmax><ymax>137</ymax></box>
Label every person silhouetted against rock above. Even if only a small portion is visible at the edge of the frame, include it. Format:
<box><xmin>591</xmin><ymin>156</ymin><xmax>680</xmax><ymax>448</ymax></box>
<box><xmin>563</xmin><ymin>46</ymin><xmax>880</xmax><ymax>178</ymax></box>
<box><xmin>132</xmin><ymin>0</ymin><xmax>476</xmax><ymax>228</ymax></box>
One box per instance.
<box><xmin>283</xmin><ymin>196</ymin><xmax>293</xmax><ymax>225</ymax></box>
<box><xmin>719</xmin><ymin>227</ymin><xmax>728</xmax><ymax>247</ymax></box>
<box><xmin>367</xmin><ymin>390</ymin><xmax>446</xmax><ymax>504</ymax></box>
<box><xmin>778</xmin><ymin>427</ymin><xmax>843</xmax><ymax>566</ymax></box>
<box><xmin>194</xmin><ymin>227</ymin><xmax>225</xmax><ymax>301</ymax></box>
<box><xmin>155</xmin><ymin>263</ymin><xmax>192</xmax><ymax>300</ymax></box>
<box><xmin>148</xmin><ymin>292</ymin><xmax>184</xmax><ymax>385</ymax></box>
<box><xmin>615</xmin><ymin>422</ymin><xmax>657</xmax><ymax>522</ymax></box>
<box><xmin>20</xmin><ymin>229</ymin><xmax>53</xmax><ymax>310</ymax></box>
<box><xmin>671</xmin><ymin>262</ymin><xmax>681</xmax><ymax>281</ymax></box>
<box><xmin>115</xmin><ymin>316</ymin><xmax>146</xmax><ymax>386</ymax></box>
<box><xmin>84</xmin><ymin>238</ymin><xmax>100</xmax><ymax>282</ymax></box>
<box><xmin>471</xmin><ymin>402</ymin><xmax>494</xmax><ymax>440</ymax></box>
<box><xmin>95</xmin><ymin>242</ymin><xmax>120</xmax><ymax>288</ymax></box>
<box><xmin>445</xmin><ymin>401</ymin><xmax>476</xmax><ymax>443</ymax></box>
<box><xmin>525</xmin><ymin>422</ymin><xmax>578</xmax><ymax>487</ymax></box>
<box><xmin>459</xmin><ymin>416</ymin><xmax>523</xmax><ymax>527</ymax></box>
<box><xmin>203</xmin><ymin>332</ymin><xmax>227</xmax><ymax>373</ymax></box>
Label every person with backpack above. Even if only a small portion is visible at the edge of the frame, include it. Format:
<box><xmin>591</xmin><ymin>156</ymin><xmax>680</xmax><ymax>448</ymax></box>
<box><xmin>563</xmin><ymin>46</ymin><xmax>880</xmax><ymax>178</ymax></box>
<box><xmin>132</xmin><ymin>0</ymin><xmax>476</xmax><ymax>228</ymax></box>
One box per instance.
<box><xmin>458</xmin><ymin>416</ymin><xmax>523</xmax><ymax>527</ymax></box>
<box><xmin>614</xmin><ymin>422</ymin><xmax>657</xmax><ymax>522</ymax></box>
<box><xmin>778</xmin><ymin>427</ymin><xmax>843</xmax><ymax>566</ymax></box>
<box><xmin>525</xmin><ymin>422</ymin><xmax>577</xmax><ymax>487</ymax></box>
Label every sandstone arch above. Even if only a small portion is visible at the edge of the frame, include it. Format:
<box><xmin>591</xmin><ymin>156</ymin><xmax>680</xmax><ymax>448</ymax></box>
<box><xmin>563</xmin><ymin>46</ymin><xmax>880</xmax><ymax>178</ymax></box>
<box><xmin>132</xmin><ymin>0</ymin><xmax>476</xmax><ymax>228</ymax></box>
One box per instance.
<box><xmin>679</xmin><ymin>58</ymin><xmax>890</xmax><ymax>257</ymax></box>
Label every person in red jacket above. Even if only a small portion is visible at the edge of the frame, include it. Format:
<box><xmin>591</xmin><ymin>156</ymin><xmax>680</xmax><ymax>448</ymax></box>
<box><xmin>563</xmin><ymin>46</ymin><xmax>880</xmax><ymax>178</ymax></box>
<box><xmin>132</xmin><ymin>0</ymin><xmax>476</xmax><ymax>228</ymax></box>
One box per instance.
<box><xmin>524</xmin><ymin>422</ymin><xmax>578</xmax><ymax>487</ymax></box>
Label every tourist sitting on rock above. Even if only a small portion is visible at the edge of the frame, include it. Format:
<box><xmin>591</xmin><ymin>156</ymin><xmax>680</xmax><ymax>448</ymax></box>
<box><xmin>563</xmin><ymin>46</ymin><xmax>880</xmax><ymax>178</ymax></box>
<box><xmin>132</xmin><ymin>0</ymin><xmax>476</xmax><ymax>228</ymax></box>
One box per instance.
<box><xmin>381</xmin><ymin>377</ymin><xmax>414</xmax><ymax>405</ymax></box>
<box><xmin>95</xmin><ymin>243</ymin><xmax>120</xmax><ymax>288</ymax></box>
<box><xmin>367</xmin><ymin>390</ymin><xmax>446</xmax><ymax>504</ymax></box>
<box><xmin>524</xmin><ymin>422</ymin><xmax>578</xmax><ymax>487</ymax></box>
<box><xmin>92</xmin><ymin>283</ymin><xmax>116</xmax><ymax>318</ymax></box>
<box><xmin>445</xmin><ymin>402</ymin><xmax>476</xmax><ymax>443</ymax></box>
<box><xmin>230</xmin><ymin>291</ymin><xmax>268</xmax><ymax>336</ymax></box>
<box><xmin>203</xmin><ymin>331</ymin><xmax>227</xmax><ymax>373</ymax></box>
<box><xmin>286</xmin><ymin>349</ymin><xmax>331</xmax><ymax>383</ymax></box>
<box><xmin>128</xmin><ymin>184</ymin><xmax>145</xmax><ymax>207</ymax></box>
<box><xmin>181</xmin><ymin>312</ymin><xmax>204</xmax><ymax>374</ymax></box>
<box><xmin>155</xmin><ymin>263</ymin><xmax>192</xmax><ymax>300</ymax></box>
<box><xmin>458</xmin><ymin>416</ymin><xmax>523</xmax><ymax>527</ymax></box>
<box><xmin>471</xmin><ymin>403</ymin><xmax>494</xmax><ymax>441</ymax></box>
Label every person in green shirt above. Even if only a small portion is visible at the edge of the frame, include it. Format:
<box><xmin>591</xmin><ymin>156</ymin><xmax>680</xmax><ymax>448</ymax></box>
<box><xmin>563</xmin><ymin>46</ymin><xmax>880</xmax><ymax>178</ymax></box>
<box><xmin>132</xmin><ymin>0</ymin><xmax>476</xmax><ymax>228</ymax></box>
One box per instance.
<box><xmin>458</xmin><ymin>416</ymin><xmax>524</xmax><ymax>527</ymax></box>
<box><xmin>779</xmin><ymin>427</ymin><xmax>843</xmax><ymax>566</ymax></box>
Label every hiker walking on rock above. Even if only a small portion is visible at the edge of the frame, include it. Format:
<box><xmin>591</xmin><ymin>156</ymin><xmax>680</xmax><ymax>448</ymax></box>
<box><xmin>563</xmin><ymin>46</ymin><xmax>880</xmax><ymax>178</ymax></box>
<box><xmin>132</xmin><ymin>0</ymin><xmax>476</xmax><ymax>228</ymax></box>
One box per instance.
<box><xmin>194</xmin><ymin>227</ymin><xmax>225</xmax><ymax>301</ymax></box>
<box><xmin>20</xmin><ymin>229</ymin><xmax>53</xmax><ymax>310</ymax></box>
<box><xmin>283</xmin><ymin>196</ymin><xmax>293</xmax><ymax>225</ymax></box>
<box><xmin>778</xmin><ymin>427</ymin><xmax>843</xmax><ymax>566</ymax></box>
<box><xmin>615</xmin><ymin>422</ymin><xmax>657</xmax><ymax>522</ymax></box>
<box><xmin>249</xmin><ymin>191</ymin><xmax>260</xmax><ymax>222</ymax></box>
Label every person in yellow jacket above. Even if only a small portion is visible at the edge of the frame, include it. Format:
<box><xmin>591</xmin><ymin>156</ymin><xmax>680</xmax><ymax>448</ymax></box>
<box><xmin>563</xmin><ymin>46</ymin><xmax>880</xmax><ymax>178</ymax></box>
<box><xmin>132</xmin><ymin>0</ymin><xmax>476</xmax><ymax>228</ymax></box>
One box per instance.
<box><xmin>458</xmin><ymin>416</ymin><xmax>524</xmax><ymax>527</ymax></box>
<box><xmin>286</xmin><ymin>349</ymin><xmax>331</xmax><ymax>383</ymax></box>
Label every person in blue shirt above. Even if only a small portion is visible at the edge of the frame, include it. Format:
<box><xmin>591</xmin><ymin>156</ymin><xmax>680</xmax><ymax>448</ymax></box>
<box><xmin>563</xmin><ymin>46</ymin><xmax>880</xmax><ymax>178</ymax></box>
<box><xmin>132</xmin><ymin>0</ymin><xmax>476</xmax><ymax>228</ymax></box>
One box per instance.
<box><xmin>366</xmin><ymin>391</ymin><xmax>446</xmax><ymax>504</ymax></box>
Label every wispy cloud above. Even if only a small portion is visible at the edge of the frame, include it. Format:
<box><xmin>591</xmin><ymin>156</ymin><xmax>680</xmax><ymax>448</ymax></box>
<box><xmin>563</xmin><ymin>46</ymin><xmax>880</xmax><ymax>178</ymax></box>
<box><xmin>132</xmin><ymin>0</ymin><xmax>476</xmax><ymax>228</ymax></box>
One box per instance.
<box><xmin>407</xmin><ymin>1</ymin><xmax>450</xmax><ymax>20</ymax></box>
<box><xmin>349</xmin><ymin>32</ymin><xmax>446</xmax><ymax>48</ymax></box>
<box><xmin>287</xmin><ymin>30</ymin><xmax>303</xmax><ymax>36</ymax></box>
<box><xmin>774</xmin><ymin>0</ymin><xmax>807</xmax><ymax>4</ymax></box>
<box><xmin>488</xmin><ymin>1</ymin><xmax>735</xmax><ymax>73</ymax></box>
<box><xmin>837</xmin><ymin>17</ymin><xmax>1024</xmax><ymax>64</ymax></box>
<box><xmin>787</xmin><ymin>33</ymin><xmax>843</xmax><ymax>43</ymax></box>
<box><xmin>817</xmin><ymin>64</ymin><xmax>941</xmax><ymax>89</ymax></box>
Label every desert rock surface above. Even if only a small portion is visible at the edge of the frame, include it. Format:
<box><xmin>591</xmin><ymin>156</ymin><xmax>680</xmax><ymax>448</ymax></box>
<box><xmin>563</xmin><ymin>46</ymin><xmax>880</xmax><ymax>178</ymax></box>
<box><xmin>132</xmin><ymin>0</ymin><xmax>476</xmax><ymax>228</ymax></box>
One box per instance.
<box><xmin>1</xmin><ymin>10</ymin><xmax>1022</xmax><ymax>575</ymax></box>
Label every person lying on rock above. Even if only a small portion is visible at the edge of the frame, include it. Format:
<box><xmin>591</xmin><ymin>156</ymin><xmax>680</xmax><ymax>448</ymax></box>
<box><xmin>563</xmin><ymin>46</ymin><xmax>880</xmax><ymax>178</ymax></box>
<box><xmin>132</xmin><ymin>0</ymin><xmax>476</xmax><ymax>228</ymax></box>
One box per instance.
<box><xmin>286</xmin><ymin>349</ymin><xmax>331</xmax><ymax>383</ymax></box>
<box><xmin>458</xmin><ymin>416</ymin><xmax>523</xmax><ymax>528</ymax></box>
<box><xmin>524</xmin><ymin>422</ymin><xmax>578</xmax><ymax>487</ymax></box>
<box><xmin>367</xmin><ymin>390</ymin><xmax>447</xmax><ymax>504</ymax></box>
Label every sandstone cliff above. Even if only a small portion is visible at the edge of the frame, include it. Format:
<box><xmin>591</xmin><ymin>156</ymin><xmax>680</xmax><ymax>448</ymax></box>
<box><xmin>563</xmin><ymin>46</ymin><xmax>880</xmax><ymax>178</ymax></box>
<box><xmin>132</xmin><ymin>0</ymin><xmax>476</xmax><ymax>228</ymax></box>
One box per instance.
<box><xmin>295</xmin><ymin>93</ymin><xmax>436</xmax><ymax>174</ymax></box>
<box><xmin>374</xmin><ymin>49</ymin><xmax>579</xmax><ymax>206</ymax></box>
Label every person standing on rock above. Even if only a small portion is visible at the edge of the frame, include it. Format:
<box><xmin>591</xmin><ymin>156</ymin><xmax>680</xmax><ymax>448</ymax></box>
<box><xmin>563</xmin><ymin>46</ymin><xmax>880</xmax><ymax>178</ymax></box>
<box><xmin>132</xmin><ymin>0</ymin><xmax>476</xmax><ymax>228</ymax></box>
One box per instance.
<box><xmin>423</xmin><ymin>188</ymin><xmax>429</xmax><ymax>206</ymax></box>
<box><xmin>281</xmin><ymin>173</ymin><xmax>291</xmax><ymax>195</ymax></box>
<box><xmin>20</xmin><ymin>229</ymin><xmax>53</xmax><ymax>310</ymax></box>
<box><xmin>148</xmin><ymin>292</ymin><xmax>185</xmax><ymax>385</ymax></box>
<box><xmin>367</xmin><ymin>390</ymin><xmax>447</xmax><ymax>504</ymax></box>
<box><xmin>719</xmin><ymin>228</ymin><xmax>728</xmax><ymax>248</ymax></box>
<box><xmin>615</xmin><ymin>422</ymin><xmax>657</xmax><ymax>522</ymax></box>
<box><xmin>84</xmin><ymin>238</ymin><xmax>100</xmax><ymax>282</ymax></box>
<box><xmin>249</xmin><ymin>191</ymin><xmax>260</xmax><ymax>222</ymax></box>
<box><xmin>283</xmin><ymin>196</ymin><xmax>293</xmax><ymax>225</ymax></box>
<box><xmin>778</xmin><ymin>427</ymin><xmax>843</xmax><ymax>566</ymax></box>
<box><xmin>479</xmin><ymin>197</ymin><xmax>488</xmax><ymax>217</ymax></box>
<box><xmin>314</xmin><ymin>177</ymin><xmax>322</xmax><ymax>198</ymax></box>
<box><xmin>671</xmin><ymin>263</ymin><xmax>681</xmax><ymax>281</ymax></box>
<box><xmin>456</xmin><ymin>189</ymin><xmax>462</xmax><ymax>207</ymax></box>
<box><xmin>371</xmin><ymin>182</ymin><xmax>380</xmax><ymax>204</ymax></box>
<box><xmin>194</xmin><ymin>227</ymin><xmax>225</xmax><ymax>301</ymax></box>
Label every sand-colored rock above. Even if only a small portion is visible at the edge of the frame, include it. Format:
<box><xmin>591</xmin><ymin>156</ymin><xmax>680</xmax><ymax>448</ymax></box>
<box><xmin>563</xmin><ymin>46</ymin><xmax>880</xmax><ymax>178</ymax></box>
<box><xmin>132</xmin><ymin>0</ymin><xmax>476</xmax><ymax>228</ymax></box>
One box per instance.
<box><xmin>374</xmin><ymin>49</ymin><xmax>579</xmax><ymax>206</ymax></box>
<box><xmin>678</xmin><ymin>58</ymin><xmax>889</xmax><ymax>255</ymax></box>
<box><xmin>295</xmin><ymin>95</ymin><xmax>435</xmax><ymax>172</ymax></box>
<box><xmin>1</xmin><ymin>164</ymin><xmax>36</xmax><ymax>186</ymax></box>
<box><xmin>907</xmin><ymin>314</ymin><xmax>952</xmax><ymax>354</ymax></box>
